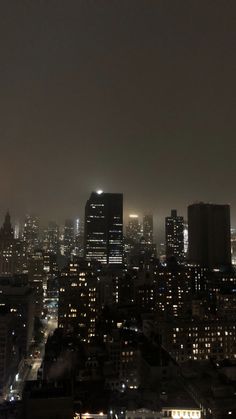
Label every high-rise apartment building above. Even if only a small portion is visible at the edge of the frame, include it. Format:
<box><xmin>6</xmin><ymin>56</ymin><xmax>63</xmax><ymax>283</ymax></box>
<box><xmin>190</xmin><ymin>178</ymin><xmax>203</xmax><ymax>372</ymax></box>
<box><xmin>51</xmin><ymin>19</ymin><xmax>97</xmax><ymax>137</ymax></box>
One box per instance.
<box><xmin>188</xmin><ymin>203</ymin><xmax>231</xmax><ymax>268</ymax></box>
<box><xmin>84</xmin><ymin>191</ymin><xmax>123</xmax><ymax>265</ymax></box>
<box><xmin>58</xmin><ymin>261</ymin><xmax>99</xmax><ymax>342</ymax></box>
<box><xmin>165</xmin><ymin>209</ymin><xmax>184</xmax><ymax>262</ymax></box>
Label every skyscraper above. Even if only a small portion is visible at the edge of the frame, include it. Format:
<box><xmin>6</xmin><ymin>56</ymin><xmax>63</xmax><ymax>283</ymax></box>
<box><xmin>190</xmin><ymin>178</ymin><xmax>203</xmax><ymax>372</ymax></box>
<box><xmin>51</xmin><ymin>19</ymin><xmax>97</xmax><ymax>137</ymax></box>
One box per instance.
<box><xmin>143</xmin><ymin>214</ymin><xmax>153</xmax><ymax>244</ymax></box>
<box><xmin>43</xmin><ymin>221</ymin><xmax>59</xmax><ymax>255</ymax></box>
<box><xmin>126</xmin><ymin>214</ymin><xmax>141</xmax><ymax>243</ymax></box>
<box><xmin>74</xmin><ymin>218</ymin><xmax>84</xmax><ymax>257</ymax></box>
<box><xmin>84</xmin><ymin>191</ymin><xmax>123</xmax><ymax>265</ymax></box>
<box><xmin>188</xmin><ymin>203</ymin><xmax>231</xmax><ymax>268</ymax></box>
<box><xmin>165</xmin><ymin>209</ymin><xmax>184</xmax><ymax>262</ymax></box>
<box><xmin>63</xmin><ymin>219</ymin><xmax>74</xmax><ymax>258</ymax></box>
<box><xmin>23</xmin><ymin>214</ymin><xmax>40</xmax><ymax>254</ymax></box>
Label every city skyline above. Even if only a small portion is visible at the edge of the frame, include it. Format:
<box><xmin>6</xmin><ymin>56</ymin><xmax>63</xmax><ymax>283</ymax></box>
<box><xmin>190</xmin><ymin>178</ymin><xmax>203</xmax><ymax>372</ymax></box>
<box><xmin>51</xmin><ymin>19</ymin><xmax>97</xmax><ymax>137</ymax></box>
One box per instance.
<box><xmin>0</xmin><ymin>1</ymin><xmax>236</xmax><ymax>224</ymax></box>
<box><xmin>1</xmin><ymin>2</ymin><xmax>236</xmax><ymax>416</ymax></box>
<box><xmin>1</xmin><ymin>195</ymin><xmax>236</xmax><ymax>242</ymax></box>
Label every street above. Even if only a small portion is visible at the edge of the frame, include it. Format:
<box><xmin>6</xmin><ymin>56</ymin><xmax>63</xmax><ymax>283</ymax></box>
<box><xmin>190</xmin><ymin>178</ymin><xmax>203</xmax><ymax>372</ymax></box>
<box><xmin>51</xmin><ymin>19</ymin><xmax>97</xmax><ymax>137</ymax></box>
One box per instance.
<box><xmin>5</xmin><ymin>314</ymin><xmax>57</xmax><ymax>402</ymax></box>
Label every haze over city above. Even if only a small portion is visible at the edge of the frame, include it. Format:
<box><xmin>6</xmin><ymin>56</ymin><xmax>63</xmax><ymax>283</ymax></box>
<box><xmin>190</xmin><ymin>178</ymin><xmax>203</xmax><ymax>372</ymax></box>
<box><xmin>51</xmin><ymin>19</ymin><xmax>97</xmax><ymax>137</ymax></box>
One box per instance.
<box><xmin>1</xmin><ymin>2</ymin><xmax>236</xmax><ymax>418</ymax></box>
<box><xmin>0</xmin><ymin>0</ymin><xmax>236</xmax><ymax>225</ymax></box>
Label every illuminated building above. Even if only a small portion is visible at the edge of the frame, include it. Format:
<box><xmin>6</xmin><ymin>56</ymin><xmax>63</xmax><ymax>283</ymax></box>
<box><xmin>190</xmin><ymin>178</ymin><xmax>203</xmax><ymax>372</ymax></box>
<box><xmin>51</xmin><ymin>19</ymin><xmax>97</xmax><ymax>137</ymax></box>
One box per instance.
<box><xmin>126</xmin><ymin>408</ymin><xmax>201</xmax><ymax>419</ymax></box>
<box><xmin>58</xmin><ymin>260</ymin><xmax>99</xmax><ymax>342</ymax></box>
<box><xmin>159</xmin><ymin>318</ymin><xmax>236</xmax><ymax>363</ymax></box>
<box><xmin>188</xmin><ymin>203</ymin><xmax>231</xmax><ymax>268</ymax></box>
<box><xmin>74</xmin><ymin>218</ymin><xmax>80</xmax><ymax>236</ymax></box>
<box><xmin>165</xmin><ymin>210</ymin><xmax>184</xmax><ymax>263</ymax></box>
<box><xmin>0</xmin><ymin>212</ymin><xmax>15</xmax><ymax>274</ymax></box>
<box><xmin>183</xmin><ymin>222</ymin><xmax>188</xmax><ymax>255</ymax></box>
<box><xmin>134</xmin><ymin>263</ymin><xmax>192</xmax><ymax>319</ymax></box>
<box><xmin>43</xmin><ymin>221</ymin><xmax>59</xmax><ymax>255</ymax></box>
<box><xmin>126</xmin><ymin>214</ymin><xmax>141</xmax><ymax>243</ymax></box>
<box><xmin>143</xmin><ymin>214</ymin><xmax>153</xmax><ymax>244</ymax></box>
<box><xmin>74</xmin><ymin>218</ymin><xmax>84</xmax><ymax>257</ymax></box>
<box><xmin>0</xmin><ymin>212</ymin><xmax>26</xmax><ymax>275</ymax></box>
<box><xmin>106</xmin><ymin>330</ymin><xmax>140</xmax><ymax>389</ymax></box>
<box><xmin>14</xmin><ymin>220</ymin><xmax>20</xmax><ymax>239</ymax></box>
<box><xmin>161</xmin><ymin>408</ymin><xmax>201</xmax><ymax>419</ymax></box>
<box><xmin>63</xmin><ymin>218</ymin><xmax>75</xmax><ymax>258</ymax></box>
<box><xmin>84</xmin><ymin>191</ymin><xmax>123</xmax><ymax>265</ymax></box>
<box><xmin>23</xmin><ymin>214</ymin><xmax>40</xmax><ymax>254</ymax></box>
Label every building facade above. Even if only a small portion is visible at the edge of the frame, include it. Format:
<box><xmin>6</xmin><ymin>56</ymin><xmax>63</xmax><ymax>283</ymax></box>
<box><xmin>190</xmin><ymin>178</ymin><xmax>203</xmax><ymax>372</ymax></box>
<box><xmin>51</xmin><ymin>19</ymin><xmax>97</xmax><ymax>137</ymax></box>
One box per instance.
<box><xmin>165</xmin><ymin>210</ymin><xmax>184</xmax><ymax>263</ymax></box>
<box><xmin>188</xmin><ymin>203</ymin><xmax>231</xmax><ymax>268</ymax></box>
<box><xmin>84</xmin><ymin>192</ymin><xmax>123</xmax><ymax>265</ymax></box>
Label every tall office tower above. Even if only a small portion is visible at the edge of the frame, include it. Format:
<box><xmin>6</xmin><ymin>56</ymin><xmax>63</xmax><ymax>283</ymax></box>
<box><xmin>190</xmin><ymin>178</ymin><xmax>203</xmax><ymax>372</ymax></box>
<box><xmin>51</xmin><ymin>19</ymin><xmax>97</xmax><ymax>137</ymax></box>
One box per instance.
<box><xmin>165</xmin><ymin>209</ymin><xmax>184</xmax><ymax>262</ymax></box>
<box><xmin>126</xmin><ymin>214</ymin><xmax>141</xmax><ymax>243</ymax></box>
<box><xmin>188</xmin><ymin>203</ymin><xmax>231</xmax><ymax>268</ymax></box>
<box><xmin>63</xmin><ymin>219</ymin><xmax>75</xmax><ymax>258</ymax></box>
<box><xmin>74</xmin><ymin>218</ymin><xmax>84</xmax><ymax>257</ymax></box>
<box><xmin>84</xmin><ymin>191</ymin><xmax>123</xmax><ymax>265</ymax></box>
<box><xmin>43</xmin><ymin>221</ymin><xmax>59</xmax><ymax>255</ymax></box>
<box><xmin>23</xmin><ymin>214</ymin><xmax>40</xmax><ymax>254</ymax></box>
<box><xmin>143</xmin><ymin>214</ymin><xmax>153</xmax><ymax>244</ymax></box>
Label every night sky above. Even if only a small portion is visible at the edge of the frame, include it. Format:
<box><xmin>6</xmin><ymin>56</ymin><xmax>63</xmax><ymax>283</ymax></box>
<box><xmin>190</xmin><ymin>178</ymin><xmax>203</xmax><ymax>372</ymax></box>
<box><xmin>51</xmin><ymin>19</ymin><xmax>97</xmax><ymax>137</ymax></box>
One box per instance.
<box><xmin>0</xmin><ymin>0</ymin><xmax>236</xmax><ymax>228</ymax></box>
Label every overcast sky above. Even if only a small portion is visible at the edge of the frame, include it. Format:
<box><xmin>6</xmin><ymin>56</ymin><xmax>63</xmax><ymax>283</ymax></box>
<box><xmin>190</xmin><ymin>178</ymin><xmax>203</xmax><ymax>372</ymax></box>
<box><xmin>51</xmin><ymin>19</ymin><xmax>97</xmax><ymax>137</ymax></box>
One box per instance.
<box><xmin>0</xmin><ymin>0</ymin><xmax>235</xmax><ymax>229</ymax></box>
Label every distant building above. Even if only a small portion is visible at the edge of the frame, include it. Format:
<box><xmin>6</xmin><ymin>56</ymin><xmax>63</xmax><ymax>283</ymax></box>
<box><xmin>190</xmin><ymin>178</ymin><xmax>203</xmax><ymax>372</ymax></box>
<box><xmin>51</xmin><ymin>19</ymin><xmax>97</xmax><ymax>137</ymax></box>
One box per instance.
<box><xmin>188</xmin><ymin>203</ymin><xmax>231</xmax><ymax>268</ymax></box>
<box><xmin>143</xmin><ymin>214</ymin><xmax>153</xmax><ymax>244</ymax></box>
<box><xmin>0</xmin><ymin>212</ymin><xmax>26</xmax><ymax>275</ymax></box>
<box><xmin>84</xmin><ymin>191</ymin><xmax>123</xmax><ymax>265</ymax></box>
<box><xmin>165</xmin><ymin>209</ymin><xmax>184</xmax><ymax>262</ymax></box>
<box><xmin>23</xmin><ymin>214</ymin><xmax>40</xmax><ymax>255</ymax></box>
<box><xmin>0</xmin><ymin>212</ymin><xmax>15</xmax><ymax>274</ymax></box>
<box><xmin>183</xmin><ymin>222</ymin><xmax>188</xmax><ymax>256</ymax></box>
<box><xmin>126</xmin><ymin>214</ymin><xmax>141</xmax><ymax>244</ymax></box>
<box><xmin>231</xmin><ymin>228</ymin><xmax>236</xmax><ymax>266</ymax></box>
<box><xmin>63</xmin><ymin>219</ymin><xmax>75</xmax><ymax>258</ymax></box>
<box><xmin>42</xmin><ymin>221</ymin><xmax>59</xmax><ymax>255</ymax></box>
<box><xmin>74</xmin><ymin>218</ymin><xmax>84</xmax><ymax>257</ymax></box>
